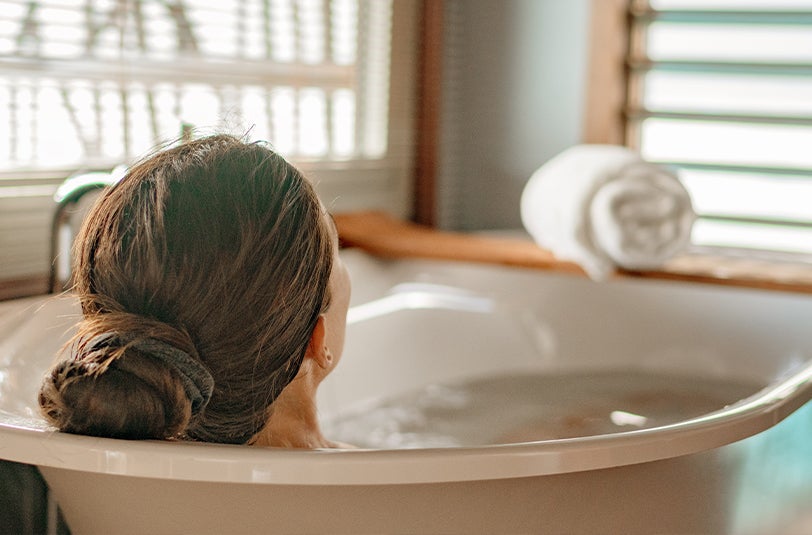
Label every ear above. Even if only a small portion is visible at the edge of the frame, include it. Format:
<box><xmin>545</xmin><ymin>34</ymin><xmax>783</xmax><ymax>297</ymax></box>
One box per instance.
<box><xmin>305</xmin><ymin>315</ymin><xmax>332</xmax><ymax>370</ymax></box>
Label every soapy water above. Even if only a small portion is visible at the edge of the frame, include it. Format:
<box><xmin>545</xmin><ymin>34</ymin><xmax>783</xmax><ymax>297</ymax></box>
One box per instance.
<box><xmin>322</xmin><ymin>370</ymin><xmax>763</xmax><ymax>449</ymax></box>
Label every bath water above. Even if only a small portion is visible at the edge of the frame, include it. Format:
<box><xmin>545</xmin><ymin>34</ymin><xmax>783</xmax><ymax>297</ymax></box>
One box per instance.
<box><xmin>323</xmin><ymin>370</ymin><xmax>763</xmax><ymax>449</ymax></box>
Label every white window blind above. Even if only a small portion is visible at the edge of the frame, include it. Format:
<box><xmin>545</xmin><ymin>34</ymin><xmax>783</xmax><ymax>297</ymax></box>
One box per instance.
<box><xmin>0</xmin><ymin>0</ymin><xmax>418</xmax><ymax>286</ymax></box>
<box><xmin>627</xmin><ymin>0</ymin><xmax>812</xmax><ymax>257</ymax></box>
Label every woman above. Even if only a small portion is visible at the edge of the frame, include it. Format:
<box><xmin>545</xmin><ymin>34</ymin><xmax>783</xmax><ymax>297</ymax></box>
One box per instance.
<box><xmin>38</xmin><ymin>134</ymin><xmax>351</xmax><ymax>448</ymax></box>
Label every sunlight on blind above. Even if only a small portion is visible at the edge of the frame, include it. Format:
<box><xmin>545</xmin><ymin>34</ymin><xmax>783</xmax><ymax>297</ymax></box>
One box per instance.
<box><xmin>646</xmin><ymin>24</ymin><xmax>812</xmax><ymax>62</ymax></box>
<box><xmin>0</xmin><ymin>0</ymin><xmax>389</xmax><ymax>171</ymax></box>
<box><xmin>644</xmin><ymin>72</ymin><xmax>812</xmax><ymax>115</ymax></box>
<box><xmin>630</xmin><ymin>0</ymin><xmax>812</xmax><ymax>255</ymax></box>
<box><xmin>650</xmin><ymin>0</ymin><xmax>812</xmax><ymax>8</ymax></box>
<box><xmin>641</xmin><ymin>121</ymin><xmax>812</xmax><ymax>169</ymax></box>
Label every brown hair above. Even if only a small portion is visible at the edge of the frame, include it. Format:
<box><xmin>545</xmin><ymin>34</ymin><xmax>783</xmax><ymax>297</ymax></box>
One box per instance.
<box><xmin>38</xmin><ymin>134</ymin><xmax>334</xmax><ymax>443</ymax></box>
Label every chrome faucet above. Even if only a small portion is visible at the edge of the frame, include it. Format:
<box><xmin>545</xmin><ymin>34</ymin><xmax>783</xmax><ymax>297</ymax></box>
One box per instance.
<box><xmin>49</xmin><ymin>166</ymin><xmax>126</xmax><ymax>293</ymax></box>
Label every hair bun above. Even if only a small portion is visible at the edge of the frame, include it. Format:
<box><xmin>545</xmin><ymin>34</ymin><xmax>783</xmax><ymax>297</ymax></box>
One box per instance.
<box><xmin>38</xmin><ymin>319</ymin><xmax>206</xmax><ymax>439</ymax></box>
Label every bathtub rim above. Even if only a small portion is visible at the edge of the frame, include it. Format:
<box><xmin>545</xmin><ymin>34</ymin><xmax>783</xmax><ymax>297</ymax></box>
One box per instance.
<box><xmin>1</xmin><ymin>364</ymin><xmax>810</xmax><ymax>486</ymax></box>
<box><xmin>2</xmin><ymin>252</ymin><xmax>812</xmax><ymax>486</ymax></box>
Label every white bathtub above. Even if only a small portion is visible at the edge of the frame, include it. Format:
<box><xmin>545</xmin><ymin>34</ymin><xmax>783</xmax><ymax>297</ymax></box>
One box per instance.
<box><xmin>1</xmin><ymin>249</ymin><xmax>810</xmax><ymax>534</ymax></box>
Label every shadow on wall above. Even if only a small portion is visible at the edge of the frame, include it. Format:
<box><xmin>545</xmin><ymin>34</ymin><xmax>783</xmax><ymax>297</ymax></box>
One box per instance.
<box><xmin>439</xmin><ymin>0</ymin><xmax>590</xmax><ymax>230</ymax></box>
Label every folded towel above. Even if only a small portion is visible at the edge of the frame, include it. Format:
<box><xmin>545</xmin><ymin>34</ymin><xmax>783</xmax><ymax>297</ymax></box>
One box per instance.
<box><xmin>520</xmin><ymin>145</ymin><xmax>695</xmax><ymax>280</ymax></box>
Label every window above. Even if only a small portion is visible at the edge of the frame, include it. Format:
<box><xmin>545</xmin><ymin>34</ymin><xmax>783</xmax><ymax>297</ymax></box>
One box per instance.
<box><xmin>627</xmin><ymin>0</ymin><xmax>812</xmax><ymax>258</ymax></box>
<box><xmin>0</xmin><ymin>0</ymin><xmax>419</xmax><ymax>290</ymax></box>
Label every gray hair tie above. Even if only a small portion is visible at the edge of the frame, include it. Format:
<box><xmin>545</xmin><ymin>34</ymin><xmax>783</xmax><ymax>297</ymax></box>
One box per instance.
<box><xmin>87</xmin><ymin>333</ymin><xmax>214</xmax><ymax>414</ymax></box>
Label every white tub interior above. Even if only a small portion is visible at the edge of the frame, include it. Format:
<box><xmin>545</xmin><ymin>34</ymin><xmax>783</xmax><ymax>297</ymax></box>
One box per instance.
<box><xmin>321</xmin><ymin>250</ymin><xmax>812</xmax><ymax>430</ymax></box>
<box><xmin>0</xmin><ymin>249</ymin><xmax>811</xmax><ymax>534</ymax></box>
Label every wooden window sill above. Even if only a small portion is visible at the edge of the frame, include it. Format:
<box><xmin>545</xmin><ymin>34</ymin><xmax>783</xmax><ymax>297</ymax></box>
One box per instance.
<box><xmin>5</xmin><ymin>212</ymin><xmax>811</xmax><ymax>301</ymax></box>
<box><xmin>0</xmin><ymin>276</ymin><xmax>49</xmax><ymax>302</ymax></box>
<box><xmin>334</xmin><ymin>211</ymin><xmax>812</xmax><ymax>295</ymax></box>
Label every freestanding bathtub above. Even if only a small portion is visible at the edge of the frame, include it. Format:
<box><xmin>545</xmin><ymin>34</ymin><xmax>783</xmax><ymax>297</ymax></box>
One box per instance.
<box><xmin>0</xmin><ymin>248</ymin><xmax>810</xmax><ymax>534</ymax></box>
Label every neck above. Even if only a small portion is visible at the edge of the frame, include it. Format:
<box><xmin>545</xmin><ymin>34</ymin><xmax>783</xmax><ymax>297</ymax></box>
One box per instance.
<box><xmin>250</xmin><ymin>371</ymin><xmax>336</xmax><ymax>449</ymax></box>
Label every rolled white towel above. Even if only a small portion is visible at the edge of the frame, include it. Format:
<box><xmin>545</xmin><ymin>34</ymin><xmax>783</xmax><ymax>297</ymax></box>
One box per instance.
<box><xmin>520</xmin><ymin>145</ymin><xmax>695</xmax><ymax>280</ymax></box>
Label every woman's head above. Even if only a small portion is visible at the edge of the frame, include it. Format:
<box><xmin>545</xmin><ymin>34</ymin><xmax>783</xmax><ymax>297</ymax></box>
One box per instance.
<box><xmin>39</xmin><ymin>134</ymin><xmax>340</xmax><ymax>443</ymax></box>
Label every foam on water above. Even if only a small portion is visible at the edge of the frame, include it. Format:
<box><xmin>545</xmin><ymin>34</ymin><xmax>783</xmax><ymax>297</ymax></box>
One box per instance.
<box><xmin>323</xmin><ymin>370</ymin><xmax>763</xmax><ymax>449</ymax></box>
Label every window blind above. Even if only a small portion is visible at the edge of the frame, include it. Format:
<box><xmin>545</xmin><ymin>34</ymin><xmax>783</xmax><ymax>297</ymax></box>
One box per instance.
<box><xmin>0</xmin><ymin>0</ymin><xmax>392</xmax><ymax>166</ymax></box>
<box><xmin>0</xmin><ymin>0</ymin><xmax>418</xmax><ymax>287</ymax></box>
<box><xmin>627</xmin><ymin>0</ymin><xmax>812</xmax><ymax>258</ymax></box>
